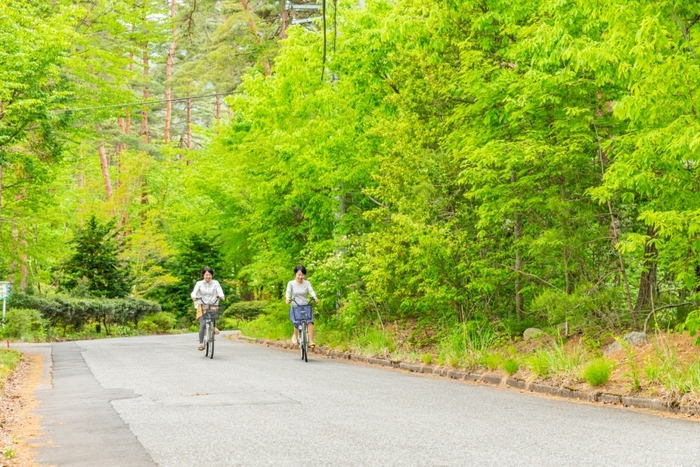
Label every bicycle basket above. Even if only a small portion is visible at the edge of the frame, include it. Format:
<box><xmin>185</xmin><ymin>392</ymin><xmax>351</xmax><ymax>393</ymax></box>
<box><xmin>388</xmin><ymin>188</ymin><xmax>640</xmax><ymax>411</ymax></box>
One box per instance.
<box><xmin>201</xmin><ymin>304</ymin><xmax>222</xmax><ymax>320</ymax></box>
<box><xmin>292</xmin><ymin>305</ymin><xmax>312</xmax><ymax>322</ymax></box>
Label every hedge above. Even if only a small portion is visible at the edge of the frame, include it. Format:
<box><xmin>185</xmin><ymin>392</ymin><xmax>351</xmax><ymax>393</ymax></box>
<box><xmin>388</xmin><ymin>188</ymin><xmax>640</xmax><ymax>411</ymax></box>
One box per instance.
<box><xmin>8</xmin><ymin>293</ymin><xmax>160</xmax><ymax>333</ymax></box>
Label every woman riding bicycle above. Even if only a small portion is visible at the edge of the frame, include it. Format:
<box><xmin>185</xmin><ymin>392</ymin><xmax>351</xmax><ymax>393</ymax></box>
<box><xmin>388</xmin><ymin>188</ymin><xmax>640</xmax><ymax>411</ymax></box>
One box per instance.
<box><xmin>286</xmin><ymin>265</ymin><xmax>318</xmax><ymax>348</ymax></box>
<box><xmin>191</xmin><ymin>266</ymin><xmax>225</xmax><ymax>351</ymax></box>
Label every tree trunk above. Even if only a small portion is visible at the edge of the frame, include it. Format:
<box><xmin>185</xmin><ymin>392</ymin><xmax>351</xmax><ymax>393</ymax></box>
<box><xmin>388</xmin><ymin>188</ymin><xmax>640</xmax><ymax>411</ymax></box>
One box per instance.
<box><xmin>98</xmin><ymin>143</ymin><xmax>113</xmax><ymax>201</ymax></box>
<box><xmin>241</xmin><ymin>0</ymin><xmax>271</xmax><ymax>74</ymax></box>
<box><xmin>11</xmin><ymin>222</ymin><xmax>28</xmax><ymax>291</ymax></box>
<box><xmin>164</xmin><ymin>0</ymin><xmax>176</xmax><ymax>144</ymax></box>
<box><xmin>595</xmin><ymin>125</ymin><xmax>636</xmax><ymax>327</ymax></box>
<box><xmin>141</xmin><ymin>44</ymin><xmax>149</xmax><ymax>145</ymax></box>
<box><xmin>511</xmin><ymin>170</ymin><xmax>524</xmax><ymax>320</ymax></box>
<box><xmin>186</xmin><ymin>93</ymin><xmax>192</xmax><ymax>149</ymax></box>
<box><xmin>635</xmin><ymin>225</ymin><xmax>658</xmax><ymax>313</ymax></box>
<box><xmin>279</xmin><ymin>0</ymin><xmax>288</xmax><ymax>38</ymax></box>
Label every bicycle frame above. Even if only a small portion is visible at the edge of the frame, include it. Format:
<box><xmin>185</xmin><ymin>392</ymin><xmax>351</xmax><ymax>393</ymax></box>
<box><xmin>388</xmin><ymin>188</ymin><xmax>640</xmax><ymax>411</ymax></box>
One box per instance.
<box><xmin>291</xmin><ymin>298</ymin><xmax>313</xmax><ymax>362</ymax></box>
<box><xmin>198</xmin><ymin>298</ymin><xmax>220</xmax><ymax>359</ymax></box>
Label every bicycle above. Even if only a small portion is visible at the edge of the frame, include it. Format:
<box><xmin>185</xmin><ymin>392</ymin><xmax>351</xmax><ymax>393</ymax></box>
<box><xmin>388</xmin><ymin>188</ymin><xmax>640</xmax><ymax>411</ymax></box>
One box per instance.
<box><xmin>199</xmin><ymin>298</ymin><xmax>221</xmax><ymax>359</ymax></box>
<box><xmin>291</xmin><ymin>298</ymin><xmax>313</xmax><ymax>362</ymax></box>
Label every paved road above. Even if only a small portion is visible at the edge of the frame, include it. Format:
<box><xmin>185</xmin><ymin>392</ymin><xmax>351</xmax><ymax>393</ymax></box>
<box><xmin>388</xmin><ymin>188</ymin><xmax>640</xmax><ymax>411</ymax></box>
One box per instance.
<box><xmin>16</xmin><ymin>334</ymin><xmax>700</xmax><ymax>466</ymax></box>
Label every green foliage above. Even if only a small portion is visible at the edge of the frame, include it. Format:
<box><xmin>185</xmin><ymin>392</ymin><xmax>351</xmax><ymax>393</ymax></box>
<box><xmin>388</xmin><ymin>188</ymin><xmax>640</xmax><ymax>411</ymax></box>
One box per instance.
<box><xmin>217</xmin><ymin>317</ymin><xmax>239</xmax><ymax>331</ymax></box>
<box><xmin>7</xmin><ymin>0</ymin><xmax>700</xmax><ymax>375</ymax></box>
<box><xmin>0</xmin><ymin>308</ymin><xmax>46</xmax><ymax>341</ymax></box>
<box><xmin>678</xmin><ymin>310</ymin><xmax>700</xmax><ymax>345</ymax></box>
<box><xmin>9</xmin><ymin>293</ymin><xmax>159</xmax><ymax>334</ymax></box>
<box><xmin>223</xmin><ymin>301</ymin><xmax>268</xmax><ymax>321</ymax></box>
<box><xmin>353</xmin><ymin>326</ymin><xmax>396</xmax><ymax>357</ymax></box>
<box><xmin>480</xmin><ymin>353</ymin><xmax>502</xmax><ymax>371</ymax></box>
<box><xmin>502</xmin><ymin>358</ymin><xmax>520</xmax><ymax>375</ymax></box>
<box><xmin>621</xmin><ymin>341</ymin><xmax>642</xmax><ymax>392</ymax></box>
<box><xmin>148</xmin><ymin>233</ymin><xmax>231</xmax><ymax>319</ymax></box>
<box><xmin>60</xmin><ymin>215</ymin><xmax>131</xmax><ymax>299</ymax></box>
<box><xmin>239</xmin><ymin>302</ymin><xmax>291</xmax><ymax>341</ymax></box>
<box><xmin>526</xmin><ymin>340</ymin><xmax>586</xmax><ymax>379</ymax></box>
<box><xmin>0</xmin><ymin>349</ymin><xmax>22</xmax><ymax>390</ymax></box>
<box><xmin>140</xmin><ymin>312</ymin><xmax>177</xmax><ymax>334</ymax></box>
<box><xmin>421</xmin><ymin>354</ymin><xmax>433</xmax><ymax>365</ymax></box>
<box><xmin>582</xmin><ymin>358</ymin><xmax>615</xmax><ymax>387</ymax></box>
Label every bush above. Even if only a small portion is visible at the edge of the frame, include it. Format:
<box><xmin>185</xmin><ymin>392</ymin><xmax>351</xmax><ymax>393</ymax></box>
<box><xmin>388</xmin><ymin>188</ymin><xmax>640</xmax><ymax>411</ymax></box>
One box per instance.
<box><xmin>502</xmin><ymin>358</ymin><xmax>520</xmax><ymax>374</ymax></box>
<box><xmin>480</xmin><ymin>353</ymin><xmax>502</xmax><ymax>370</ymax></box>
<box><xmin>0</xmin><ymin>308</ymin><xmax>46</xmax><ymax>341</ymax></box>
<box><xmin>582</xmin><ymin>358</ymin><xmax>615</xmax><ymax>386</ymax></box>
<box><xmin>141</xmin><ymin>312</ymin><xmax>176</xmax><ymax>333</ymax></box>
<box><xmin>239</xmin><ymin>302</ymin><xmax>290</xmax><ymax>340</ymax></box>
<box><xmin>223</xmin><ymin>301</ymin><xmax>269</xmax><ymax>320</ymax></box>
<box><xmin>138</xmin><ymin>321</ymin><xmax>159</xmax><ymax>334</ymax></box>
<box><xmin>218</xmin><ymin>317</ymin><xmax>239</xmax><ymax>331</ymax></box>
<box><xmin>8</xmin><ymin>293</ymin><xmax>160</xmax><ymax>334</ymax></box>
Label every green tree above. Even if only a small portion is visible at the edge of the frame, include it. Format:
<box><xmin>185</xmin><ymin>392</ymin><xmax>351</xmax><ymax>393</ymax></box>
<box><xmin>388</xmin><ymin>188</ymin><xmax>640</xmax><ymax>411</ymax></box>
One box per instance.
<box><xmin>61</xmin><ymin>215</ymin><xmax>132</xmax><ymax>298</ymax></box>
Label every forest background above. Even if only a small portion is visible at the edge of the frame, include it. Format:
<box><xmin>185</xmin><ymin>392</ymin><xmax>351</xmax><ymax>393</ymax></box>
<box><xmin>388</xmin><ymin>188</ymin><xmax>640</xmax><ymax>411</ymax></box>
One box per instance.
<box><xmin>3</xmin><ymin>0</ymin><xmax>700</xmax><ymax>390</ymax></box>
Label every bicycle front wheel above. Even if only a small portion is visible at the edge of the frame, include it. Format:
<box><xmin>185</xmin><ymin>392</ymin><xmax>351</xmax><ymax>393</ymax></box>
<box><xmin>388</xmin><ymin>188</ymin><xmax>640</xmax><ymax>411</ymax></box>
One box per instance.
<box><xmin>209</xmin><ymin>320</ymin><xmax>215</xmax><ymax>359</ymax></box>
<box><xmin>300</xmin><ymin>323</ymin><xmax>308</xmax><ymax>362</ymax></box>
<box><xmin>204</xmin><ymin>321</ymin><xmax>212</xmax><ymax>357</ymax></box>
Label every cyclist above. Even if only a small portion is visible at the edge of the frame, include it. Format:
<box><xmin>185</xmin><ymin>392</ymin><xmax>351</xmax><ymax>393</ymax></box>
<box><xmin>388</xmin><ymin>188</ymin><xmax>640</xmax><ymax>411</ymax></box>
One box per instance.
<box><xmin>191</xmin><ymin>266</ymin><xmax>225</xmax><ymax>351</ymax></box>
<box><xmin>285</xmin><ymin>265</ymin><xmax>319</xmax><ymax>348</ymax></box>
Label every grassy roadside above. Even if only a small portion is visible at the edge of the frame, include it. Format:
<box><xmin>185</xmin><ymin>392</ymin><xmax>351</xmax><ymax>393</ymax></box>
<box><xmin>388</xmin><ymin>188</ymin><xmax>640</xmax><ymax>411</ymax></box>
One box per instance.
<box><xmin>241</xmin><ymin>310</ymin><xmax>700</xmax><ymax>404</ymax></box>
<box><xmin>0</xmin><ymin>349</ymin><xmax>22</xmax><ymax>392</ymax></box>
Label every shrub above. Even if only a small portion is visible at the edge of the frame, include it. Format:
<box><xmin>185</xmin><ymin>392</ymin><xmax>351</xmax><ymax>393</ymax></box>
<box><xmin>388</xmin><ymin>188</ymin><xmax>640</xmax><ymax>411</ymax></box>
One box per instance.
<box><xmin>142</xmin><ymin>312</ymin><xmax>176</xmax><ymax>333</ymax></box>
<box><xmin>526</xmin><ymin>351</ymin><xmax>552</xmax><ymax>377</ymax></box>
<box><xmin>502</xmin><ymin>358</ymin><xmax>520</xmax><ymax>375</ymax></box>
<box><xmin>218</xmin><ymin>317</ymin><xmax>238</xmax><ymax>331</ymax></box>
<box><xmin>223</xmin><ymin>301</ymin><xmax>269</xmax><ymax>320</ymax></box>
<box><xmin>138</xmin><ymin>321</ymin><xmax>159</xmax><ymax>334</ymax></box>
<box><xmin>0</xmin><ymin>308</ymin><xmax>46</xmax><ymax>341</ymax></box>
<box><xmin>0</xmin><ymin>349</ymin><xmax>21</xmax><ymax>391</ymax></box>
<box><xmin>480</xmin><ymin>353</ymin><xmax>502</xmax><ymax>370</ymax></box>
<box><xmin>353</xmin><ymin>325</ymin><xmax>396</xmax><ymax>356</ymax></box>
<box><xmin>527</xmin><ymin>340</ymin><xmax>586</xmax><ymax>379</ymax></box>
<box><xmin>421</xmin><ymin>354</ymin><xmax>433</xmax><ymax>365</ymax></box>
<box><xmin>582</xmin><ymin>358</ymin><xmax>614</xmax><ymax>386</ymax></box>
<box><xmin>8</xmin><ymin>293</ymin><xmax>160</xmax><ymax>334</ymax></box>
<box><xmin>239</xmin><ymin>302</ymin><xmax>290</xmax><ymax>340</ymax></box>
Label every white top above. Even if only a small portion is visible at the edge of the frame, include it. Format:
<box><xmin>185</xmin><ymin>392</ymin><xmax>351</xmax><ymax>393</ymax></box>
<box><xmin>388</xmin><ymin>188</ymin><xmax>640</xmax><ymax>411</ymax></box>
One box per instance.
<box><xmin>191</xmin><ymin>279</ymin><xmax>224</xmax><ymax>308</ymax></box>
<box><xmin>286</xmin><ymin>279</ymin><xmax>317</xmax><ymax>306</ymax></box>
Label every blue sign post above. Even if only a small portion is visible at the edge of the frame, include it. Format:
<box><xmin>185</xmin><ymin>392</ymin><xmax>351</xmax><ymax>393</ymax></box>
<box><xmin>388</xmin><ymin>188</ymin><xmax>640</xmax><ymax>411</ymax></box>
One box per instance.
<box><xmin>0</xmin><ymin>282</ymin><xmax>10</xmax><ymax>328</ymax></box>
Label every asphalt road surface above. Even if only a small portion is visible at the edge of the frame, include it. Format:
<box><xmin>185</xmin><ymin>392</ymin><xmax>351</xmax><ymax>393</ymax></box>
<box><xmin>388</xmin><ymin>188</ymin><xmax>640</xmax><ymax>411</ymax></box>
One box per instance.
<box><xmin>16</xmin><ymin>334</ymin><xmax>700</xmax><ymax>466</ymax></box>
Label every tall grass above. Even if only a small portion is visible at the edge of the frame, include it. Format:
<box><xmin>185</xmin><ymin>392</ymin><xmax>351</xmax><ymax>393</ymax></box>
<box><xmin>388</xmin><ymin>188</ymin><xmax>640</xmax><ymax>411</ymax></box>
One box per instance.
<box><xmin>582</xmin><ymin>358</ymin><xmax>615</xmax><ymax>386</ymax></box>
<box><xmin>645</xmin><ymin>340</ymin><xmax>700</xmax><ymax>397</ymax></box>
<box><xmin>352</xmin><ymin>325</ymin><xmax>396</xmax><ymax>356</ymax></box>
<box><xmin>526</xmin><ymin>340</ymin><xmax>586</xmax><ymax>379</ymax></box>
<box><xmin>437</xmin><ymin>319</ymin><xmax>500</xmax><ymax>368</ymax></box>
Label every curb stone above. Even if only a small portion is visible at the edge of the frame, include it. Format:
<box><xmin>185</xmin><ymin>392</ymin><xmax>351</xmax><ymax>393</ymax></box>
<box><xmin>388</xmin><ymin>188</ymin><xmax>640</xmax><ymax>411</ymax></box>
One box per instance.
<box><xmin>237</xmin><ymin>335</ymin><xmax>699</xmax><ymax>416</ymax></box>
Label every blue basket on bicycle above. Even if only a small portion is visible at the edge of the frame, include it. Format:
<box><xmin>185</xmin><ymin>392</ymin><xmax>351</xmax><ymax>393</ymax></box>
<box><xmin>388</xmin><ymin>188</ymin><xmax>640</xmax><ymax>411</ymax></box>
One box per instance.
<box><xmin>291</xmin><ymin>304</ymin><xmax>313</xmax><ymax>323</ymax></box>
<box><xmin>201</xmin><ymin>304</ymin><xmax>222</xmax><ymax>320</ymax></box>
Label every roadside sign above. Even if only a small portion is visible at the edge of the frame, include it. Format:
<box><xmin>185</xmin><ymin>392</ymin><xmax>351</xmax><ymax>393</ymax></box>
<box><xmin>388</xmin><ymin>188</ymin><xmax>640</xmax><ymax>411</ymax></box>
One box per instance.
<box><xmin>0</xmin><ymin>281</ymin><xmax>9</xmax><ymax>327</ymax></box>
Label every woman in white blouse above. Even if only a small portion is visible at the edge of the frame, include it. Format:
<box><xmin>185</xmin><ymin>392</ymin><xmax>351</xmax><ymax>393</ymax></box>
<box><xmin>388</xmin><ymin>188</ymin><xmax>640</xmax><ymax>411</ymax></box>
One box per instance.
<box><xmin>285</xmin><ymin>265</ymin><xmax>319</xmax><ymax>347</ymax></box>
<box><xmin>191</xmin><ymin>266</ymin><xmax>225</xmax><ymax>351</ymax></box>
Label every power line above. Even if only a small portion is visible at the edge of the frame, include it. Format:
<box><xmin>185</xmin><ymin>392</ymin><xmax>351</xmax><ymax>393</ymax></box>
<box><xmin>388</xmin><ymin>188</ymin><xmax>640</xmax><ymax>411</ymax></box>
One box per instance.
<box><xmin>53</xmin><ymin>92</ymin><xmax>237</xmax><ymax>113</ymax></box>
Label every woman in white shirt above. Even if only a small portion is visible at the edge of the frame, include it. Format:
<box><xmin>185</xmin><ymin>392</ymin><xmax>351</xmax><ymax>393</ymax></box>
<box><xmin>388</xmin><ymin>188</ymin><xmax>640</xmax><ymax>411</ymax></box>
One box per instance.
<box><xmin>285</xmin><ymin>265</ymin><xmax>319</xmax><ymax>347</ymax></box>
<box><xmin>191</xmin><ymin>266</ymin><xmax>225</xmax><ymax>351</ymax></box>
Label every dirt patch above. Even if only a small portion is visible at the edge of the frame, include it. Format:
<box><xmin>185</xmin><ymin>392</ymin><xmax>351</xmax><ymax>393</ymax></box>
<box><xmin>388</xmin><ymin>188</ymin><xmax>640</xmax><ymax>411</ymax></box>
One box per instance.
<box><xmin>0</xmin><ymin>354</ymin><xmax>45</xmax><ymax>467</ymax></box>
